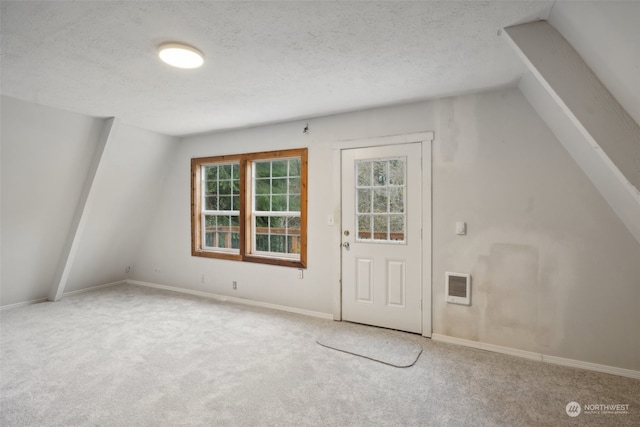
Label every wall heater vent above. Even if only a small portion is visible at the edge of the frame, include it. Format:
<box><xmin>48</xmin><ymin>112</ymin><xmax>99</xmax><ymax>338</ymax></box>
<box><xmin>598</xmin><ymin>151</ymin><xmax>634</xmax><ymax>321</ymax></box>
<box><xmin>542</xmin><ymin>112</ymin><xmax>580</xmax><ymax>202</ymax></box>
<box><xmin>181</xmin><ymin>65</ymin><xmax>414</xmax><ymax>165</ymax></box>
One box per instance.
<box><xmin>445</xmin><ymin>272</ymin><xmax>471</xmax><ymax>305</ymax></box>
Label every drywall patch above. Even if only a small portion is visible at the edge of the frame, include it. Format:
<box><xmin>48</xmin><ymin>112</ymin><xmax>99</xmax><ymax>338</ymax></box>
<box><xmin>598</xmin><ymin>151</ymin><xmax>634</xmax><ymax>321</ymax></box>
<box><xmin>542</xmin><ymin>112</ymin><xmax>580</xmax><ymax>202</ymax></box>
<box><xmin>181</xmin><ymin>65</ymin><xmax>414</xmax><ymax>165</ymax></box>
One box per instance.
<box><xmin>434</xmin><ymin>96</ymin><xmax>479</xmax><ymax>168</ymax></box>
<box><xmin>436</xmin><ymin>97</ymin><xmax>459</xmax><ymax>163</ymax></box>
<box><xmin>482</xmin><ymin>243</ymin><xmax>539</xmax><ymax>352</ymax></box>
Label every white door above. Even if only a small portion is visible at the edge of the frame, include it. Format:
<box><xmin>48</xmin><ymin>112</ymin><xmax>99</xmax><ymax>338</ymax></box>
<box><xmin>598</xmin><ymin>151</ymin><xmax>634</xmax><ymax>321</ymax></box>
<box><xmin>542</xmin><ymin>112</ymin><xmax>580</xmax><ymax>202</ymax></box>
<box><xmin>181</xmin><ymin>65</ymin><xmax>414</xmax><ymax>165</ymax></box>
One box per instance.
<box><xmin>341</xmin><ymin>143</ymin><xmax>422</xmax><ymax>333</ymax></box>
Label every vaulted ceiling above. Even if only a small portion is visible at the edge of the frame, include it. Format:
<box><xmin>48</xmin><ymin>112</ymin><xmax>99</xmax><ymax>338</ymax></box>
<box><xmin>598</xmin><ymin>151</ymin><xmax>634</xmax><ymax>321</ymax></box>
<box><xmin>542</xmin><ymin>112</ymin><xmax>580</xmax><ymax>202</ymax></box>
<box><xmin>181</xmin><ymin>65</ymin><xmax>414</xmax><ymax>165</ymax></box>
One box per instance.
<box><xmin>1</xmin><ymin>1</ymin><xmax>554</xmax><ymax>136</ymax></box>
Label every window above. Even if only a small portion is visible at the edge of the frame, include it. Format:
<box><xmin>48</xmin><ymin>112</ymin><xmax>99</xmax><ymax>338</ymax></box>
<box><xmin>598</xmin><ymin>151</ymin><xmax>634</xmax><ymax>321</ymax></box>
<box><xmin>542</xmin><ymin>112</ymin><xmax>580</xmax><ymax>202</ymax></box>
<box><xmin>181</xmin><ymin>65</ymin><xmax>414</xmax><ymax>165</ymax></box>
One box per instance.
<box><xmin>191</xmin><ymin>148</ymin><xmax>307</xmax><ymax>268</ymax></box>
<box><xmin>355</xmin><ymin>157</ymin><xmax>406</xmax><ymax>243</ymax></box>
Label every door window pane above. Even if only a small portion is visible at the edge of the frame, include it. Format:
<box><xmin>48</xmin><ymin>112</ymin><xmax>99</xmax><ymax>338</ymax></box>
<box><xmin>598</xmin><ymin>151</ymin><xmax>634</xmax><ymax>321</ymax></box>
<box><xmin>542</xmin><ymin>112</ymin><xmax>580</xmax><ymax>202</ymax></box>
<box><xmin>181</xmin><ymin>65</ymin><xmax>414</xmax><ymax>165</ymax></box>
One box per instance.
<box><xmin>355</xmin><ymin>157</ymin><xmax>406</xmax><ymax>243</ymax></box>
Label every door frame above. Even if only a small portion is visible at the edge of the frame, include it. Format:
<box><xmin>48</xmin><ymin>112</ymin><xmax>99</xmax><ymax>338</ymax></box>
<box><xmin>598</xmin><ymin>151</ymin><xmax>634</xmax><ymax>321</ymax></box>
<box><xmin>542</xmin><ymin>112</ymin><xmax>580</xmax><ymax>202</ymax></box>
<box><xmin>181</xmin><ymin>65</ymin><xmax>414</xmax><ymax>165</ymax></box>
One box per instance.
<box><xmin>330</xmin><ymin>132</ymin><xmax>434</xmax><ymax>337</ymax></box>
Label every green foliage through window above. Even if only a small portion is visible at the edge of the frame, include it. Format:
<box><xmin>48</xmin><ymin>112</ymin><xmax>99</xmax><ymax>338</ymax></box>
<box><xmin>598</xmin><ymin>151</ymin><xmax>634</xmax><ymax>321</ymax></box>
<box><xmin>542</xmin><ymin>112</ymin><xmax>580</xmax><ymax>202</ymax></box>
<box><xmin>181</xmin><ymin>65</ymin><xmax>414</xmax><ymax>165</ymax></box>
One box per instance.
<box><xmin>252</xmin><ymin>159</ymin><xmax>301</xmax><ymax>256</ymax></box>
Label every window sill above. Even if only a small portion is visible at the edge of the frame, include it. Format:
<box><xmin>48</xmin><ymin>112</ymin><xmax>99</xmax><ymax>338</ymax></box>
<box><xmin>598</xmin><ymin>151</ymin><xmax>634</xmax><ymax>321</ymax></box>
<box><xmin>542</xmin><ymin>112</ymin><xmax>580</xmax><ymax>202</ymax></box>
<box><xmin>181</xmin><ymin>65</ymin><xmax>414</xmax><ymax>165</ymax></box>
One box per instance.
<box><xmin>242</xmin><ymin>254</ymin><xmax>306</xmax><ymax>269</ymax></box>
<box><xmin>192</xmin><ymin>250</ymin><xmax>305</xmax><ymax>269</ymax></box>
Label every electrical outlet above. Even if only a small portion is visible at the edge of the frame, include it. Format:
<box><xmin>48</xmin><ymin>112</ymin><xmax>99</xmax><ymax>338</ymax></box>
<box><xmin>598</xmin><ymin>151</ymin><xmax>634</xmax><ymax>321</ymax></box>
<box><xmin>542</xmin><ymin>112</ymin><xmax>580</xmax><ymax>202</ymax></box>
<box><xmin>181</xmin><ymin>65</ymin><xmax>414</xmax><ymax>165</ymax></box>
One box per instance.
<box><xmin>232</xmin><ymin>281</ymin><xmax>237</xmax><ymax>290</ymax></box>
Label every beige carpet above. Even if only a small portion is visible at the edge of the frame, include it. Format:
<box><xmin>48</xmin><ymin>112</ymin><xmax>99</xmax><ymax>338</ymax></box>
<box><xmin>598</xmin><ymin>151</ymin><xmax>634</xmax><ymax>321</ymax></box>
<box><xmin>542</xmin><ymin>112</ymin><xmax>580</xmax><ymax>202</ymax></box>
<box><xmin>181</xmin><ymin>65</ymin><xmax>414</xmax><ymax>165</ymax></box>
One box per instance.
<box><xmin>1</xmin><ymin>283</ymin><xmax>639</xmax><ymax>426</ymax></box>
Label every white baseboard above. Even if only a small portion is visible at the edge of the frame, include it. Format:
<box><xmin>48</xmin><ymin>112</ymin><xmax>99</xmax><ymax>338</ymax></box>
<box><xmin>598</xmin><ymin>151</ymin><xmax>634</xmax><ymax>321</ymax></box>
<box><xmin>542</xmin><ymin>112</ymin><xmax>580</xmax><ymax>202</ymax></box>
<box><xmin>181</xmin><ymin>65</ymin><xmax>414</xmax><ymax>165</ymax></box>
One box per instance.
<box><xmin>1</xmin><ymin>280</ymin><xmax>126</xmax><ymax>311</ymax></box>
<box><xmin>62</xmin><ymin>280</ymin><xmax>126</xmax><ymax>297</ymax></box>
<box><xmin>432</xmin><ymin>334</ymin><xmax>542</xmax><ymax>361</ymax></box>
<box><xmin>0</xmin><ymin>297</ymin><xmax>48</xmax><ymax>311</ymax></box>
<box><xmin>126</xmin><ymin>279</ymin><xmax>334</xmax><ymax>321</ymax></box>
<box><xmin>542</xmin><ymin>354</ymin><xmax>640</xmax><ymax>380</ymax></box>
<box><xmin>432</xmin><ymin>333</ymin><xmax>640</xmax><ymax>380</ymax></box>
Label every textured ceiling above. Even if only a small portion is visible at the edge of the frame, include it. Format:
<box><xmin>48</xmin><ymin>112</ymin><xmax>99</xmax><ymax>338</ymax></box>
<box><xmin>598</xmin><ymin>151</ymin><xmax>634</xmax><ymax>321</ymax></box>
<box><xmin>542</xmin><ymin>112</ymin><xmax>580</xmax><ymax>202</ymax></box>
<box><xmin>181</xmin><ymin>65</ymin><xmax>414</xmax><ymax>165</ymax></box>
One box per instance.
<box><xmin>1</xmin><ymin>1</ymin><xmax>554</xmax><ymax>136</ymax></box>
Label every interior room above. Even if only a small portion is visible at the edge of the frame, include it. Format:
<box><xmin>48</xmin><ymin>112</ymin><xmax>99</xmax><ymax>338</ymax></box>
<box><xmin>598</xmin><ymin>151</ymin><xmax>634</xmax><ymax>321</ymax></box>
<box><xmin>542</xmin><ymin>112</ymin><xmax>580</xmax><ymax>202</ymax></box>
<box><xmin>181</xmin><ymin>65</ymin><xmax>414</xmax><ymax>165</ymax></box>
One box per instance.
<box><xmin>1</xmin><ymin>1</ymin><xmax>639</xmax><ymax>425</ymax></box>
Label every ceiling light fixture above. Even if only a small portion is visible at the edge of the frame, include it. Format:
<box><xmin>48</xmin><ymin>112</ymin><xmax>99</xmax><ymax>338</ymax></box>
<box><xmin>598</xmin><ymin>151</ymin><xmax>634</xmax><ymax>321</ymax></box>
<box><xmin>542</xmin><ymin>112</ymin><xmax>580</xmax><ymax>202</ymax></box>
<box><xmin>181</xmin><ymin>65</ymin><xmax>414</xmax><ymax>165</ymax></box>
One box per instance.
<box><xmin>158</xmin><ymin>43</ymin><xmax>204</xmax><ymax>69</ymax></box>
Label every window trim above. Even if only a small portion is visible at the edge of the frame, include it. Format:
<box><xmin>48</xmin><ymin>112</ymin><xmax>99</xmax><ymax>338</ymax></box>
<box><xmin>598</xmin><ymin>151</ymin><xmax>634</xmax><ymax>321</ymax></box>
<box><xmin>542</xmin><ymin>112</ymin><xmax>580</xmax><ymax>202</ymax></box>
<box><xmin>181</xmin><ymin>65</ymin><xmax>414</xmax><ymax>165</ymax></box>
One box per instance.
<box><xmin>191</xmin><ymin>148</ymin><xmax>307</xmax><ymax>269</ymax></box>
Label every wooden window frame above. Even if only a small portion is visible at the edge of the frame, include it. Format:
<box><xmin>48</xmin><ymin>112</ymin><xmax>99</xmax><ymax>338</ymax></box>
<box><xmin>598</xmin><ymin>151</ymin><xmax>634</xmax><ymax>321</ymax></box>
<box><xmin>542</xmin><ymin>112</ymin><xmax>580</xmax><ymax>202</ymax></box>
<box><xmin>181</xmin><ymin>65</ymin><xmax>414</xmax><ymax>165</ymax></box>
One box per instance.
<box><xmin>191</xmin><ymin>148</ymin><xmax>307</xmax><ymax>269</ymax></box>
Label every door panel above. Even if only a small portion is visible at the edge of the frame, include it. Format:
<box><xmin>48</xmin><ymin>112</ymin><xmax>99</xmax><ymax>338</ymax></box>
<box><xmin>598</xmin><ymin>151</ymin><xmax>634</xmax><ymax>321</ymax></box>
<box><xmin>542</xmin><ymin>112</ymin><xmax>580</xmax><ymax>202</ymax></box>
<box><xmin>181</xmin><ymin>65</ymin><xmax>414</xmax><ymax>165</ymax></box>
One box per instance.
<box><xmin>356</xmin><ymin>258</ymin><xmax>373</xmax><ymax>303</ymax></box>
<box><xmin>386</xmin><ymin>260</ymin><xmax>405</xmax><ymax>308</ymax></box>
<box><xmin>341</xmin><ymin>143</ymin><xmax>422</xmax><ymax>333</ymax></box>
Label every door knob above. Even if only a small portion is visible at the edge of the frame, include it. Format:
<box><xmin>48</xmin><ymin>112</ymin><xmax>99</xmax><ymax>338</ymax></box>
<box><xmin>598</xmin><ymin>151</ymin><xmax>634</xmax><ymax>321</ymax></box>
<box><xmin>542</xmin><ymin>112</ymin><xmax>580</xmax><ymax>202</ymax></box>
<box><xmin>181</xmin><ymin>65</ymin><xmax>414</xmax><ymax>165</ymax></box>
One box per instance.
<box><xmin>342</xmin><ymin>242</ymin><xmax>350</xmax><ymax>250</ymax></box>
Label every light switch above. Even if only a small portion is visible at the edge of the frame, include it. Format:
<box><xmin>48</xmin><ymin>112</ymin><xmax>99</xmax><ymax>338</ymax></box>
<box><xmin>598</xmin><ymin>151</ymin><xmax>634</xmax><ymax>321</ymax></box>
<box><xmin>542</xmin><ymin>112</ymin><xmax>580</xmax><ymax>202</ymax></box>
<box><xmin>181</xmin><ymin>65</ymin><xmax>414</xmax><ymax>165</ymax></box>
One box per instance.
<box><xmin>456</xmin><ymin>222</ymin><xmax>467</xmax><ymax>235</ymax></box>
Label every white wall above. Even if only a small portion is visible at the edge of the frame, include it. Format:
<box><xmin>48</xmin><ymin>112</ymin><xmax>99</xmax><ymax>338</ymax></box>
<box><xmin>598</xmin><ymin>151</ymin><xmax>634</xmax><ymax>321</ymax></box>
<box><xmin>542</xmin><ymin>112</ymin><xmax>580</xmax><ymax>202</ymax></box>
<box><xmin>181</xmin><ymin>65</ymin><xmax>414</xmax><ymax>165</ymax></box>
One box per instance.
<box><xmin>1</xmin><ymin>96</ymin><xmax>102</xmax><ymax>305</ymax></box>
<box><xmin>431</xmin><ymin>90</ymin><xmax>639</xmax><ymax>371</ymax></box>
<box><xmin>549</xmin><ymin>0</ymin><xmax>640</xmax><ymax>127</ymax></box>
<box><xmin>0</xmin><ymin>96</ymin><xmax>178</xmax><ymax>304</ymax></box>
<box><xmin>134</xmin><ymin>87</ymin><xmax>640</xmax><ymax>371</ymax></box>
<box><xmin>64</xmin><ymin>123</ymin><xmax>177</xmax><ymax>293</ymax></box>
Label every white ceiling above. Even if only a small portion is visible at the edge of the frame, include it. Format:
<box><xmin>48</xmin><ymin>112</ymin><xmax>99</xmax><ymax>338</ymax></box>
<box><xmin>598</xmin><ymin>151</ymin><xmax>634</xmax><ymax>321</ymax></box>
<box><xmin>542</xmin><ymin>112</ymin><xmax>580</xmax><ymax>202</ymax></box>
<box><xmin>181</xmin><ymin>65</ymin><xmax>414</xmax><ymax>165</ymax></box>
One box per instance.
<box><xmin>1</xmin><ymin>1</ymin><xmax>554</xmax><ymax>136</ymax></box>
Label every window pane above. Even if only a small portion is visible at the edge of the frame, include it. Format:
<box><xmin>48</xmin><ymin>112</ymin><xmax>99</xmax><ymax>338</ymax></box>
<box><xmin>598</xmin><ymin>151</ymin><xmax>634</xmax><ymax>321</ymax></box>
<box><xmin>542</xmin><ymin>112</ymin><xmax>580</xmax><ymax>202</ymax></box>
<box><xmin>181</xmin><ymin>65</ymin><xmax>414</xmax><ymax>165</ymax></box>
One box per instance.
<box><xmin>373</xmin><ymin>161</ymin><xmax>387</xmax><ymax>186</ymax></box>
<box><xmin>389</xmin><ymin>159</ymin><xmax>405</xmax><ymax>186</ymax></box>
<box><xmin>205</xmin><ymin>181</ymin><xmax>217</xmax><ymax>195</ymax></box>
<box><xmin>272</xmin><ymin>195</ymin><xmax>287</xmax><ymax>211</ymax></box>
<box><xmin>256</xmin><ymin>234</ymin><xmax>269</xmax><ymax>251</ymax></box>
<box><xmin>219</xmin><ymin>180</ymin><xmax>231</xmax><ymax>195</ymax></box>
<box><xmin>255</xmin><ymin>162</ymin><xmax>271</xmax><ymax>178</ymax></box>
<box><xmin>287</xmin><ymin>235</ymin><xmax>300</xmax><ymax>254</ymax></box>
<box><xmin>357</xmin><ymin>215</ymin><xmax>372</xmax><ymax>240</ymax></box>
<box><xmin>357</xmin><ymin>189</ymin><xmax>371</xmax><ymax>214</ymax></box>
<box><xmin>219</xmin><ymin>196</ymin><xmax>231</xmax><ymax>211</ymax></box>
<box><xmin>255</xmin><ymin>195</ymin><xmax>270</xmax><ymax>211</ymax></box>
<box><xmin>373</xmin><ymin>188</ymin><xmax>388</xmax><ymax>213</ymax></box>
<box><xmin>289</xmin><ymin>195</ymin><xmax>300</xmax><ymax>211</ymax></box>
<box><xmin>219</xmin><ymin>164</ymin><xmax>231</xmax><ymax>179</ymax></box>
<box><xmin>256</xmin><ymin>216</ymin><xmax>269</xmax><ymax>228</ymax></box>
<box><xmin>286</xmin><ymin>216</ymin><xmax>301</xmax><ymax>234</ymax></box>
<box><xmin>373</xmin><ymin>215</ymin><xmax>388</xmax><ymax>240</ymax></box>
<box><xmin>390</xmin><ymin>215</ymin><xmax>405</xmax><ymax>241</ymax></box>
<box><xmin>389</xmin><ymin>188</ymin><xmax>404</xmax><ymax>213</ymax></box>
<box><xmin>271</xmin><ymin>160</ymin><xmax>288</xmax><ymax>177</ymax></box>
<box><xmin>232</xmin><ymin>164</ymin><xmax>240</xmax><ymax>180</ymax></box>
<box><xmin>205</xmin><ymin>166</ymin><xmax>217</xmax><ymax>181</ymax></box>
<box><xmin>217</xmin><ymin>232</ymin><xmax>228</xmax><ymax>248</ymax></box>
<box><xmin>288</xmin><ymin>159</ymin><xmax>301</xmax><ymax>176</ymax></box>
<box><xmin>255</xmin><ymin>178</ymin><xmax>270</xmax><ymax>195</ymax></box>
<box><xmin>272</xmin><ymin>178</ymin><xmax>287</xmax><ymax>194</ymax></box>
<box><xmin>270</xmin><ymin>235</ymin><xmax>286</xmax><ymax>253</ymax></box>
<box><xmin>357</xmin><ymin>161</ymin><xmax>371</xmax><ymax>187</ymax></box>
<box><xmin>270</xmin><ymin>216</ymin><xmax>285</xmax><ymax>229</ymax></box>
<box><xmin>205</xmin><ymin>196</ymin><xmax>217</xmax><ymax>210</ymax></box>
<box><xmin>232</xmin><ymin>196</ymin><xmax>240</xmax><ymax>210</ymax></box>
<box><xmin>217</xmin><ymin>215</ymin><xmax>230</xmax><ymax>227</ymax></box>
<box><xmin>288</xmin><ymin>178</ymin><xmax>300</xmax><ymax>194</ymax></box>
<box><xmin>205</xmin><ymin>232</ymin><xmax>214</xmax><ymax>247</ymax></box>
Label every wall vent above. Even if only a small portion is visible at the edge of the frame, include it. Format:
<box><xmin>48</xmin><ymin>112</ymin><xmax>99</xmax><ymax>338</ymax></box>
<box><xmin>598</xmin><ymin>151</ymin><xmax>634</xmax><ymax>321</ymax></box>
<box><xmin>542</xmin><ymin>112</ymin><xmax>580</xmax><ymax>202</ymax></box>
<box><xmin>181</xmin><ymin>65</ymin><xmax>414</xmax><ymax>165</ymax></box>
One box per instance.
<box><xmin>445</xmin><ymin>272</ymin><xmax>471</xmax><ymax>305</ymax></box>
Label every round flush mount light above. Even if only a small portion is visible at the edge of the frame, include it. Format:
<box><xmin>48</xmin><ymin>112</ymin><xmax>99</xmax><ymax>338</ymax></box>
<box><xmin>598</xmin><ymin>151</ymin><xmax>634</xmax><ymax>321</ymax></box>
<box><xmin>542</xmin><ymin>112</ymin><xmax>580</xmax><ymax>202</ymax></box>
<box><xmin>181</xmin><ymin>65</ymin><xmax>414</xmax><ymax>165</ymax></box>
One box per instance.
<box><xmin>158</xmin><ymin>43</ymin><xmax>204</xmax><ymax>69</ymax></box>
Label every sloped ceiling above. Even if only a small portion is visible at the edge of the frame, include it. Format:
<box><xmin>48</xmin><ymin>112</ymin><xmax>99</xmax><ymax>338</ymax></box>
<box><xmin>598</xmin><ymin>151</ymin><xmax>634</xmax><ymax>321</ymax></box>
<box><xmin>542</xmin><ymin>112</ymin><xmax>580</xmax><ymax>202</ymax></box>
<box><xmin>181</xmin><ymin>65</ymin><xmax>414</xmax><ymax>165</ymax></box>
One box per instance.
<box><xmin>1</xmin><ymin>1</ymin><xmax>553</xmax><ymax>136</ymax></box>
